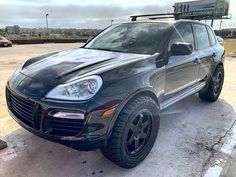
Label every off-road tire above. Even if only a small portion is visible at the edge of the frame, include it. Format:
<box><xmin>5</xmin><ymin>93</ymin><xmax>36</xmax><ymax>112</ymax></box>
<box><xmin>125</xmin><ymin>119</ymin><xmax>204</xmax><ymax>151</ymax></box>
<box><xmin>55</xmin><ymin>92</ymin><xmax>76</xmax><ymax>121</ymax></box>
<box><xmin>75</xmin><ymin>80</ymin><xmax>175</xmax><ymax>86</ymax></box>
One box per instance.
<box><xmin>199</xmin><ymin>65</ymin><xmax>224</xmax><ymax>102</ymax></box>
<box><xmin>100</xmin><ymin>95</ymin><xmax>160</xmax><ymax>168</ymax></box>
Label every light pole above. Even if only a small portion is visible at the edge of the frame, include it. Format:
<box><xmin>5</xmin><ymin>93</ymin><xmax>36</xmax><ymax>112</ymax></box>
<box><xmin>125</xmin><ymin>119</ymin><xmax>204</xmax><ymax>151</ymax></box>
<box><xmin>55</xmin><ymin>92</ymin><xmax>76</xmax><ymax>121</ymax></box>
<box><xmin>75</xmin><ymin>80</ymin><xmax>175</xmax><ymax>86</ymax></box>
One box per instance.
<box><xmin>111</xmin><ymin>20</ymin><xmax>114</xmax><ymax>26</ymax></box>
<box><xmin>219</xmin><ymin>20</ymin><xmax>223</xmax><ymax>30</ymax></box>
<box><xmin>219</xmin><ymin>20</ymin><xmax>223</xmax><ymax>36</ymax></box>
<box><xmin>46</xmin><ymin>13</ymin><xmax>49</xmax><ymax>39</ymax></box>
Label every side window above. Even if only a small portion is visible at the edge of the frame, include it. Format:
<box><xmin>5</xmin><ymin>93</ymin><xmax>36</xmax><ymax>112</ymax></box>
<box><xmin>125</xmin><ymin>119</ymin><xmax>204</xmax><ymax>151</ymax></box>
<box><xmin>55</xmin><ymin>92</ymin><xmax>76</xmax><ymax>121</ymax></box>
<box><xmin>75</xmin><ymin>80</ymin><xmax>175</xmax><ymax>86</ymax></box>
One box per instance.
<box><xmin>193</xmin><ymin>24</ymin><xmax>210</xmax><ymax>50</ymax></box>
<box><xmin>169</xmin><ymin>23</ymin><xmax>194</xmax><ymax>51</ymax></box>
<box><xmin>207</xmin><ymin>26</ymin><xmax>217</xmax><ymax>46</ymax></box>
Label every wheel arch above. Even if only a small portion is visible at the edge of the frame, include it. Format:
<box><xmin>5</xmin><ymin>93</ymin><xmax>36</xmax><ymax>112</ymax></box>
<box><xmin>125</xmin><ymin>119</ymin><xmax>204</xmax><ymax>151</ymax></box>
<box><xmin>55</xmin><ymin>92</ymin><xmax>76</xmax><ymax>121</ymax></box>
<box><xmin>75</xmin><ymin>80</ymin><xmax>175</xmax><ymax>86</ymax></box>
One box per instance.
<box><xmin>215</xmin><ymin>49</ymin><xmax>225</xmax><ymax>70</ymax></box>
<box><xmin>213</xmin><ymin>61</ymin><xmax>224</xmax><ymax>74</ymax></box>
<box><xmin>106</xmin><ymin>88</ymin><xmax>160</xmax><ymax>139</ymax></box>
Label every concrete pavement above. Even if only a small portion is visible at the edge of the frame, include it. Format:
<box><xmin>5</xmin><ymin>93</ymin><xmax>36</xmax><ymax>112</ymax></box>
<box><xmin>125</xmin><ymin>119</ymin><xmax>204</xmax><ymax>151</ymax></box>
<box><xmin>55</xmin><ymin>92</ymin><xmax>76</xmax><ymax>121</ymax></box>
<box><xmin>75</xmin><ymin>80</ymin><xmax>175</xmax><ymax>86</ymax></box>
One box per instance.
<box><xmin>0</xmin><ymin>95</ymin><xmax>236</xmax><ymax>177</ymax></box>
<box><xmin>0</xmin><ymin>45</ymin><xmax>235</xmax><ymax>177</ymax></box>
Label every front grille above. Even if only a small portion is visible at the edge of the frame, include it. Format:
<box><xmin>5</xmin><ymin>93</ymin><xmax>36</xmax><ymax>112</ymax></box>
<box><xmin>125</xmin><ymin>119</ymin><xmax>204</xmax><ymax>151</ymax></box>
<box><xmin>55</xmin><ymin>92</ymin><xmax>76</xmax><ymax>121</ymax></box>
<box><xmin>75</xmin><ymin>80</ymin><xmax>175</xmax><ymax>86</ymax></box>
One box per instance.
<box><xmin>36</xmin><ymin>105</ymin><xmax>43</xmax><ymax>129</ymax></box>
<box><xmin>50</xmin><ymin>118</ymin><xmax>84</xmax><ymax>136</ymax></box>
<box><xmin>8</xmin><ymin>89</ymin><xmax>35</xmax><ymax>127</ymax></box>
<box><xmin>7</xmin><ymin>88</ymin><xmax>84</xmax><ymax>137</ymax></box>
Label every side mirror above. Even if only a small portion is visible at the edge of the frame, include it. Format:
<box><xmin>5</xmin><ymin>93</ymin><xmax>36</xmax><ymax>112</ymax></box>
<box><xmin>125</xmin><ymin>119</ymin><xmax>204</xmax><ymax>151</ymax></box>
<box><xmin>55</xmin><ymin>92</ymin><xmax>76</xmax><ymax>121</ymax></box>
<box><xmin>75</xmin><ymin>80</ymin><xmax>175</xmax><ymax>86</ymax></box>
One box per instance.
<box><xmin>216</xmin><ymin>36</ymin><xmax>224</xmax><ymax>46</ymax></box>
<box><xmin>170</xmin><ymin>42</ymin><xmax>193</xmax><ymax>56</ymax></box>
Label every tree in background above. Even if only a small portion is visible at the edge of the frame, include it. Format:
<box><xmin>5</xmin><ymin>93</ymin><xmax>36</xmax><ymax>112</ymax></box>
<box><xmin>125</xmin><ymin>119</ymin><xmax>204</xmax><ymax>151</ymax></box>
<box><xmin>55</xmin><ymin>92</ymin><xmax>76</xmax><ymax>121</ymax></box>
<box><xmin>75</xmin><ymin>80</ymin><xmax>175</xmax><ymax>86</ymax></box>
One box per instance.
<box><xmin>0</xmin><ymin>29</ymin><xmax>9</xmax><ymax>37</ymax></box>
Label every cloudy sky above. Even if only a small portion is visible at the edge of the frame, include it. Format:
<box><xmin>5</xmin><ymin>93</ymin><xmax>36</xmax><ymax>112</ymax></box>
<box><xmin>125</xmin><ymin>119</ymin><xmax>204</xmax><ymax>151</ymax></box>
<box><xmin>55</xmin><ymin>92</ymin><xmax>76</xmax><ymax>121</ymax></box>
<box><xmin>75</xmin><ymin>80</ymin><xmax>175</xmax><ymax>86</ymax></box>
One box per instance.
<box><xmin>0</xmin><ymin>0</ymin><xmax>235</xmax><ymax>29</ymax></box>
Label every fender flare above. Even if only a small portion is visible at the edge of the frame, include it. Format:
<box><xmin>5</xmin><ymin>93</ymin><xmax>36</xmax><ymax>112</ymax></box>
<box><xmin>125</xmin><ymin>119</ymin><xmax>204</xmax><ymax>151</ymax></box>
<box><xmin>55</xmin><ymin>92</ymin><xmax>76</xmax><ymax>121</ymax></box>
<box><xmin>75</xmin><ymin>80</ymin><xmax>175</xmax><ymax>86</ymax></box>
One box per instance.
<box><xmin>106</xmin><ymin>87</ymin><xmax>160</xmax><ymax>139</ymax></box>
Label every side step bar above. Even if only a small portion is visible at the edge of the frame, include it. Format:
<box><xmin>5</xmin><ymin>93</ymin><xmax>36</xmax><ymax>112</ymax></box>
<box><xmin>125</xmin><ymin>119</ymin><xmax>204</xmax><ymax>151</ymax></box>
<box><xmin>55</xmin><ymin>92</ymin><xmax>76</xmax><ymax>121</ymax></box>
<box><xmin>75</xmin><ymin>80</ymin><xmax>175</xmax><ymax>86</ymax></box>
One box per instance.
<box><xmin>160</xmin><ymin>81</ymin><xmax>206</xmax><ymax>110</ymax></box>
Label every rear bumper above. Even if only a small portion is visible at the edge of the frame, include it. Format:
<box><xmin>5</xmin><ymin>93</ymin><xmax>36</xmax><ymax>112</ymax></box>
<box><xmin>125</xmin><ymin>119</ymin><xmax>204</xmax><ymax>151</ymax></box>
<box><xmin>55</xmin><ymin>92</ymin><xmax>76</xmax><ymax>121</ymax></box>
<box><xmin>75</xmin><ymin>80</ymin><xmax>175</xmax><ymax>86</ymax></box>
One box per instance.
<box><xmin>0</xmin><ymin>42</ymin><xmax>10</xmax><ymax>47</ymax></box>
<box><xmin>9</xmin><ymin>108</ymin><xmax>106</xmax><ymax>151</ymax></box>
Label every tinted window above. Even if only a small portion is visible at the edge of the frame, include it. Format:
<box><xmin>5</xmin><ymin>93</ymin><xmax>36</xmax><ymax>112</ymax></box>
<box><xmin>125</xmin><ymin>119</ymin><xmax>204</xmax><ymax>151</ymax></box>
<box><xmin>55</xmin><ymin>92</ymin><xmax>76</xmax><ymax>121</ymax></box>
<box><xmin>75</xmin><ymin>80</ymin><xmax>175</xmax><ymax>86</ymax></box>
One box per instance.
<box><xmin>194</xmin><ymin>24</ymin><xmax>210</xmax><ymax>50</ymax></box>
<box><xmin>85</xmin><ymin>23</ymin><xmax>170</xmax><ymax>55</ymax></box>
<box><xmin>169</xmin><ymin>23</ymin><xmax>194</xmax><ymax>51</ymax></box>
<box><xmin>207</xmin><ymin>26</ymin><xmax>216</xmax><ymax>46</ymax></box>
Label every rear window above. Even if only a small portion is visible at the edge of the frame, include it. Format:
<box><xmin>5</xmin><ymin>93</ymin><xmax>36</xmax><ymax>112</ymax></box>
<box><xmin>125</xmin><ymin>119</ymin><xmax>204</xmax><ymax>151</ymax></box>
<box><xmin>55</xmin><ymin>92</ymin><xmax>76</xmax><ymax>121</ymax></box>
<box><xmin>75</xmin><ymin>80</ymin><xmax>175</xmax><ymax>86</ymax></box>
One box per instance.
<box><xmin>193</xmin><ymin>24</ymin><xmax>210</xmax><ymax>50</ymax></box>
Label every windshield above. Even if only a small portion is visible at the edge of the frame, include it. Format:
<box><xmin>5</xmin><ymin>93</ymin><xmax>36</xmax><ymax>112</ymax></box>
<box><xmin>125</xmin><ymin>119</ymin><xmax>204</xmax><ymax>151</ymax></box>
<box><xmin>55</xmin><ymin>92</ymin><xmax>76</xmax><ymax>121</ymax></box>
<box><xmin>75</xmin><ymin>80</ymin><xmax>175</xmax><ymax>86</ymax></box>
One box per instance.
<box><xmin>0</xmin><ymin>36</ymin><xmax>6</xmax><ymax>40</ymax></box>
<box><xmin>85</xmin><ymin>23</ymin><xmax>170</xmax><ymax>55</ymax></box>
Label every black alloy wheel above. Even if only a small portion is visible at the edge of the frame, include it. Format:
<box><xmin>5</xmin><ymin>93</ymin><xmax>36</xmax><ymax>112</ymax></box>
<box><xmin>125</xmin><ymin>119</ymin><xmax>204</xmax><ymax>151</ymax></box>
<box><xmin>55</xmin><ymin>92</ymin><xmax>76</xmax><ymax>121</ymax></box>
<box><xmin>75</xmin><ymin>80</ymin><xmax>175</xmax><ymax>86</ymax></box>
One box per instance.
<box><xmin>125</xmin><ymin>110</ymin><xmax>152</xmax><ymax>155</ymax></box>
<box><xmin>101</xmin><ymin>95</ymin><xmax>160</xmax><ymax>168</ymax></box>
<box><xmin>199</xmin><ymin>65</ymin><xmax>224</xmax><ymax>102</ymax></box>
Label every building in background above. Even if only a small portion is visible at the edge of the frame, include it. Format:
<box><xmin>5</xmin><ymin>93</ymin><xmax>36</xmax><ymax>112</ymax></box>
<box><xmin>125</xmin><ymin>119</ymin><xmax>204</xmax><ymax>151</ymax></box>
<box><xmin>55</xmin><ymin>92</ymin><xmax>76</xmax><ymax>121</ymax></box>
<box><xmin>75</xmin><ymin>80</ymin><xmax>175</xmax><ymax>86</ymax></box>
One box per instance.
<box><xmin>5</xmin><ymin>25</ymin><xmax>20</xmax><ymax>35</ymax></box>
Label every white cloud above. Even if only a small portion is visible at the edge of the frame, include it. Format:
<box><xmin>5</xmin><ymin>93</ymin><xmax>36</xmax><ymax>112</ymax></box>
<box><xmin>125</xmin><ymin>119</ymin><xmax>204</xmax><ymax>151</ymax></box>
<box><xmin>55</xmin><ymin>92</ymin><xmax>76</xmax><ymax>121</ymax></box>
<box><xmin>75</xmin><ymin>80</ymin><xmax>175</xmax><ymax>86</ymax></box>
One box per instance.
<box><xmin>0</xmin><ymin>0</ymin><xmax>235</xmax><ymax>29</ymax></box>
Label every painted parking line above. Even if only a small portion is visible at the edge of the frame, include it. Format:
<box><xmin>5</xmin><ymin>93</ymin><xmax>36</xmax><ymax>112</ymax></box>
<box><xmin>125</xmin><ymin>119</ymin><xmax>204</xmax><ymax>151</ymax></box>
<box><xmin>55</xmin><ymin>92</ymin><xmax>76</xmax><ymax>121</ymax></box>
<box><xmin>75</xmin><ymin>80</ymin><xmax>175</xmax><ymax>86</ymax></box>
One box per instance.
<box><xmin>204</xmin><ymin>122</ymin><xmax>236</xmax><ymax>177</ymax></box>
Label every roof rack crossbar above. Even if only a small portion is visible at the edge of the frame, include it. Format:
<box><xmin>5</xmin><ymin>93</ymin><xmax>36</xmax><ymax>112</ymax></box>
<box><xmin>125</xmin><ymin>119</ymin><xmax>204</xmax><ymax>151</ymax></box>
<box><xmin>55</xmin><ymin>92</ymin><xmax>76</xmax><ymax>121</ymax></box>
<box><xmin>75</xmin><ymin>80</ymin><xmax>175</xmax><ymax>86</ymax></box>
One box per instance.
<box><xmin>130</xmin><ymin>12</ymin><xmax>232</xmax><ymax>21</ymax></box>
<box><xmin>149</xmin><ymin>16</ymin><xmax>175</xmax><ymax>20</ymax></box>
<box><xmin>130</xmin><ymin>13</ymin><xmax>178</xmax><ymax>21</ymax></box>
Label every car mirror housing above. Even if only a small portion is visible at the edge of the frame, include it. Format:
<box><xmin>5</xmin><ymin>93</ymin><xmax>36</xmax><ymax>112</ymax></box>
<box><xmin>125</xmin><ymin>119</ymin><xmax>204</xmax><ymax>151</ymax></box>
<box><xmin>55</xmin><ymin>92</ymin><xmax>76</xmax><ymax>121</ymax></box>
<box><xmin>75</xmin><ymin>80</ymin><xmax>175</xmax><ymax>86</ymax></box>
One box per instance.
<box><xmin>170</xmin><ymin>42</ymin><xmax>193</xmax><ymax>56</ymax></box>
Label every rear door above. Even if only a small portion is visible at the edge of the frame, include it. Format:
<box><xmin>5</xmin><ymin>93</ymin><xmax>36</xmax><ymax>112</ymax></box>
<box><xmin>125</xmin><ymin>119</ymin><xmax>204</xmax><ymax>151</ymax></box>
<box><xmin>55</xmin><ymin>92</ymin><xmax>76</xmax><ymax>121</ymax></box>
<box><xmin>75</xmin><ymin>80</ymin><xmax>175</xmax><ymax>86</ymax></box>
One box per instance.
<box><xmin>206</xmin><ymin>25</ymin><xmax>223</xmax><ymax>63</ymax></box>
<box><xmin>193</xmin><ymin>23</ymin><xmax>215</xmax><ymax>81</ymax></box>
<box><xmin>165</xmin><ymin>22</ymin><xmax>198</xmax><ymax>99</ymax></box>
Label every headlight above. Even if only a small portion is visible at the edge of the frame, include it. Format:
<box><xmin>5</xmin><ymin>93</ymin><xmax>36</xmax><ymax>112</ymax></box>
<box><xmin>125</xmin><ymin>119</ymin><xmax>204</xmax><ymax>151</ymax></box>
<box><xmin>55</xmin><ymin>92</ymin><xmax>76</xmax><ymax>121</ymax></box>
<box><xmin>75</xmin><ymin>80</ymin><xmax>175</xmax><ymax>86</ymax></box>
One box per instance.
<box><xmin>46</xmin><ymin>75</ymin><xmax>103</xmax><ymax>101</ymax></box>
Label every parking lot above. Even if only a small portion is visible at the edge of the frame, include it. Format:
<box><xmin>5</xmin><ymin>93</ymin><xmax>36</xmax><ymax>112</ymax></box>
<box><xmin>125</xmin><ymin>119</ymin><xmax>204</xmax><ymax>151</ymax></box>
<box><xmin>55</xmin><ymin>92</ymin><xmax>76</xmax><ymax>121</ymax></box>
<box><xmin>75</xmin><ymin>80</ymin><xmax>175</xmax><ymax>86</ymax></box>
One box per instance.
<box><xmin>0</xmin><ymin>44</ymin><xmax>236</xmax><ymax>177</ymax></box>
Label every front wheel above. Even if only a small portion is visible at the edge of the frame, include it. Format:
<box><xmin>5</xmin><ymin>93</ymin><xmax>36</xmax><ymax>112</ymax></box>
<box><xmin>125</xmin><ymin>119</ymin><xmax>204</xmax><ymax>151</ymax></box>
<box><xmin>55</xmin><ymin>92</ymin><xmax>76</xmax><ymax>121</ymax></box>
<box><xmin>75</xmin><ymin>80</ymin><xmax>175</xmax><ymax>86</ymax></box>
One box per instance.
<box><xmin>101</xmin><ymin>95</ymin><xmax>160</xmax><ymax>168</ymax></box>
<box><xmin>199</xmin><ymin>65</ymin><xmax>224</xmax><ymax>102</ymax></box>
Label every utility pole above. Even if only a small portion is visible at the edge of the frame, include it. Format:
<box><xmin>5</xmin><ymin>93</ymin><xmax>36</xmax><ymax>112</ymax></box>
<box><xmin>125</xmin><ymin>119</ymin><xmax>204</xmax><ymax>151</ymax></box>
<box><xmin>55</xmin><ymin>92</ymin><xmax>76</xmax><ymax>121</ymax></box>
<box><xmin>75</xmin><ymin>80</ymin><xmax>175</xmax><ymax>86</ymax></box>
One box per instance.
<box><xmin>46</xmin><ymin>13</ymin><xmax>49</xmax><ymax>39</ymax></box>
<box><xmin>211</xmin><ymin>19</ymin><xmax>214</xmax><ymax>28</ymax></box>
<box><xmin>111</xmin><ymin>20</ymin><xmax>114</xmax><ymax>25</ymax></box>
<box><xmin>219</xmin><ymin>20</ymin><xmax>223</xmax><ymax>30</ymax></box>
<box><xmin>219</xmin><ymin>20</ymin><xmax>223</xmax><ymax>36</ymax></box>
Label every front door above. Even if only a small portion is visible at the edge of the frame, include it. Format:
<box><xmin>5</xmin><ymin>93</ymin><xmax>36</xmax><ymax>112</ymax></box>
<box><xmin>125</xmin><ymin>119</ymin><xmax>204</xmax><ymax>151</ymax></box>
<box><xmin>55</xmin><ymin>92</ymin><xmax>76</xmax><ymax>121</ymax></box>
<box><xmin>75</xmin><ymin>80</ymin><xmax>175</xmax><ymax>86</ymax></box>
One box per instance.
<box><xmin>165</xmin><ymin>23</ymin><xmax>198</xmax><ymax>99</ymax></box>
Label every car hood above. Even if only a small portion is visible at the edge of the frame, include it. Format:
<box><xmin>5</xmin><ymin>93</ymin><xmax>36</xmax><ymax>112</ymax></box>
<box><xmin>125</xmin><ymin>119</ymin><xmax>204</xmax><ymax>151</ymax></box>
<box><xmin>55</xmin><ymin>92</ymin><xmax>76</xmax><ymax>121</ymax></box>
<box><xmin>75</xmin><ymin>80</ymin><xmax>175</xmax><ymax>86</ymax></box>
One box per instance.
<box><xmin>21</xmin><ymin>48</ymin><xmax>148</xmax><ymax>79</ymax></box>
<box><xmin>10</xmin><ymin>48</ymin><xmax>149</xmax><ymax>98</ymax></box>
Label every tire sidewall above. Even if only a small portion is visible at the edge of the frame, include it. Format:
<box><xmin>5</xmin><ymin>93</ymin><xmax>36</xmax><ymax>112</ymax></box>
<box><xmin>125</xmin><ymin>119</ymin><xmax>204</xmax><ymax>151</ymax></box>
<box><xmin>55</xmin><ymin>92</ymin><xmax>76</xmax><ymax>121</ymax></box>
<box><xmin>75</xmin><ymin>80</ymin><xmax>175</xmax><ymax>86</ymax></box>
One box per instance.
<box><xmin>210</xmin><ymin>65</ymin><xmax>224</xmax><ymax>100</ymax></box>
<box><xmin>120</xmin><ymin>99</ymin><xmax>160</xmax><ymax>167</ymax></box>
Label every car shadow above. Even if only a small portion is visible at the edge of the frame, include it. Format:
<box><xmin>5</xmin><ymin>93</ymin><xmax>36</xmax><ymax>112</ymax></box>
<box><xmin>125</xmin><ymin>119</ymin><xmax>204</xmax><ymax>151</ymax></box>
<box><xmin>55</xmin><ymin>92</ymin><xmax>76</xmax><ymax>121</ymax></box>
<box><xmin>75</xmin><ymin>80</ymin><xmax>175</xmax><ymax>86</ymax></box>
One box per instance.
<box><xmin>1</xmin><ymin>95</ymin><xmax>236</xmax><ymax>177</ymax></box>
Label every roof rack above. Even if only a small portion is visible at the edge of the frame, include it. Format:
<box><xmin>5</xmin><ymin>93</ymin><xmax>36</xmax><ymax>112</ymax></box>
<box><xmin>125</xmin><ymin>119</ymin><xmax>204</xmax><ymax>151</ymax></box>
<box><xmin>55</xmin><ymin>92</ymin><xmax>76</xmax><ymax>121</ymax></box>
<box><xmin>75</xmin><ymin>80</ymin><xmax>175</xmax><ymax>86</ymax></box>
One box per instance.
<box><xmin>130</xmin><ymin>12</ymin><xmax>232</xmax><ymax>21</ymax></box>
<box><xmin>130</xmin><ymin>13</ymin><xmax>178</xmax><ymax>21</ymax></box>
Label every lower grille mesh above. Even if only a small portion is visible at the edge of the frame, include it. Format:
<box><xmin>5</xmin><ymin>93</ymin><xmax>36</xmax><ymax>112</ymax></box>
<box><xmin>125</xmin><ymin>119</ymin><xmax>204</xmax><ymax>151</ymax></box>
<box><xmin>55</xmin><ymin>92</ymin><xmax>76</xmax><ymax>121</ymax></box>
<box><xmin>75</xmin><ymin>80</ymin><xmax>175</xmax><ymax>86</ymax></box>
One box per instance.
<box><xmin>50</xmin><ymin>118</ymin><xmax>84</xmax><ymax>136</ymax></box>
<box><xmin>8</xmin><ymin>89</ymin><xmax>35</xmax><ymax>127</ymax></box>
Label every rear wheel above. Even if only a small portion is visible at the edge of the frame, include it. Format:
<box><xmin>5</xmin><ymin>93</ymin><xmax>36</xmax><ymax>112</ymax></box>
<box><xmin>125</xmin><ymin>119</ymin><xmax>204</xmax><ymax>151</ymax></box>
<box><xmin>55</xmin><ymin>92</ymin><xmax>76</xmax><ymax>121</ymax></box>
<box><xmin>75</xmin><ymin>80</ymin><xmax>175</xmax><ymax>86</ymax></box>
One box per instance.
<box><xmin>199</xmin><ymin>65</ymin><xmax>224</xmax><ymax>102</ymax></box>
<box><xmin>101</xmin><ymin>95</ymin><xmax>160</xmax><ymax>168</ymax></box>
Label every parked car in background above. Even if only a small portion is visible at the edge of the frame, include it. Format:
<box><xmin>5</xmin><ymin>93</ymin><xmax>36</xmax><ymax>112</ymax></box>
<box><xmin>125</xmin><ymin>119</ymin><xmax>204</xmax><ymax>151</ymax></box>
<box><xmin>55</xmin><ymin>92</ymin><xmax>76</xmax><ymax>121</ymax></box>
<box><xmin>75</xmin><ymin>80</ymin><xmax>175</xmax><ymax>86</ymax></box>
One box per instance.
<box><xmin>0</xmin><ymin>36</ymin><xmax>12</xmax><ymax>47</ymax></box>
<box><xmin>6</xmin><ymin>20</ymin><xmax>225</xmax><ymax>168</ymax></box>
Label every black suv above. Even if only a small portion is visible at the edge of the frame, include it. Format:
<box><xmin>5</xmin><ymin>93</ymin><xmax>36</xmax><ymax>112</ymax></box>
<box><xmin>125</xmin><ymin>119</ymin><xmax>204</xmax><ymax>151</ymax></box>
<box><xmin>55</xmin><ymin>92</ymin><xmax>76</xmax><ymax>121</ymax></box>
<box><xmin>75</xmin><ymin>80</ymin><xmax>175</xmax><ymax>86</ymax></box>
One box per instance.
<box><xmin>6</xmin><ymin>20</ymin><xmax>225</xmax><ymax>168</ymax></box>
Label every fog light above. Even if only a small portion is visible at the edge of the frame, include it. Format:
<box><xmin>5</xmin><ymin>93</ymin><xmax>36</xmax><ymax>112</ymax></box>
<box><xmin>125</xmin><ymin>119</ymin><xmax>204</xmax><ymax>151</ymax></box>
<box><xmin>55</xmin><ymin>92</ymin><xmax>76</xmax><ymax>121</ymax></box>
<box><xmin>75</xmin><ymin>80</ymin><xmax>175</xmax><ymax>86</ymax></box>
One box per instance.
<box><xmin>52</xmin><ymin>112</ymin><xmax>84</xmax><ymax>120</ymax></box>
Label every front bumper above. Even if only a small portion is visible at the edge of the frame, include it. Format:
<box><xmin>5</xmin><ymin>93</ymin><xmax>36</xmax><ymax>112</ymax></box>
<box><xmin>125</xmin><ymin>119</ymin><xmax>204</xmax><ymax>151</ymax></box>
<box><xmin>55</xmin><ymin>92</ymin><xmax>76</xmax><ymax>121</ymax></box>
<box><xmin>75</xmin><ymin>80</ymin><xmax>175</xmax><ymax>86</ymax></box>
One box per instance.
<box><xmin>9</xmin><ymin>108</ymin><xmax>106</xmax><ymax>151</ymax></box>
<box><xmin>6</xmin><ymin>86</ymin><xmax>122</xmax><ymax>151</ymax></box>
<box><xmin>8</xmin><ymin>109</ymin><xmax>106</xmax><ymax>151</ymax></box>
